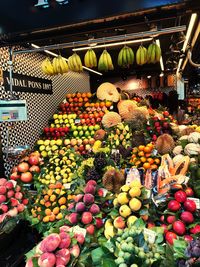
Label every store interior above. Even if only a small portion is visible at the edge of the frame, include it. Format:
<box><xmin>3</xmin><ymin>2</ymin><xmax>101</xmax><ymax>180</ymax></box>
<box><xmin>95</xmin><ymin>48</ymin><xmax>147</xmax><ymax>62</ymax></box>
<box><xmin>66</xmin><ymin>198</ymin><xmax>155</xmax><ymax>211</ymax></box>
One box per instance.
<box><xmin>0</xmin><ymin>1</ymin><xmax>200</xmax><ymax>267</ymax></box>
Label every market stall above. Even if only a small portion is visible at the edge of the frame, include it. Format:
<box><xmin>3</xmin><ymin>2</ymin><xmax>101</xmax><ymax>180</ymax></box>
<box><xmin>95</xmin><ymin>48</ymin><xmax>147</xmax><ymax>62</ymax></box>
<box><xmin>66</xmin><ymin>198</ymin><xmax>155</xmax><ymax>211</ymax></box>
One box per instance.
<box><xmin>0</xmin><ymin>1</ymin><xmax>200</xmax><ymax>267</ymax></box>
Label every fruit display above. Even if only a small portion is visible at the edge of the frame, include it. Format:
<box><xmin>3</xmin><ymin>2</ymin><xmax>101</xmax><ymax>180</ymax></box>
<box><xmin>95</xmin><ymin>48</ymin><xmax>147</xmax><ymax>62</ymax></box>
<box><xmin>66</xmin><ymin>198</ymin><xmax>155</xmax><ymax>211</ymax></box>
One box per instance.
<box><xmin>36</xmin><ymin>149</ymin><xmax>78</xmax><ymax>186</ymax></box>
<box><xmin>136</xmin><ymin>45</ymin><xmax>148</xmax><ymax>65</ymax></box>
<box><xmin>36</xmin><ymin>139</ymin><xmax>64</xmax><ymax>158</ymax></box>
<box><xmin>130</xmin><ymin>143</ymin><xmax>160</xmax><ymax>170</ymax></box>
<box><xmin>68</xmin><ymin>53</ymin><xmax>83</xmax><ymax>72</ymax></box>
<box><xmin>25</xmin><ymin>228</ymin><xmax>84</xmax><ymax>267</ymax></box>
<box><xmin>41</xmin><ymin>56</ymin><xmax>69</xmax><ymax>76</ymax></box>
<box><xmin>104</xmin><ymin>180</ymin><xmax>150</xmax><ymax>238</ymax></box>
<box><xmin>157</xmin><ymin>187</ymin><xmax>200</xmax><ymax>245</ymax></box>
<box><xmin>51</xmin><ymin>113</ymin><xmax>77</xmax><ymax>129</ymax></box>
<box><xmin>84</xmin><ymin>49</ymin><xmax>97</xmax><ymax>68</ymax></box>
<box><xmin>0</xmin><ymin>178</ymin><xmax>28</xmax><ymax>222</ymax></box>
<box><xmin>112</xmin><ymin>219</ymin><xmax>165</xmax><ymax>266</ymax></box>
<box><xmin>117</xmin><ymin>45</ymin><xmax>134</xmax><ymax>68</ymax></box>
<box><xmin>106</xmin><ymin>122</ymin><xmax>132</xmax><ymax>149</ymax></box>
<box><xmin>98</xmin><ymin>49</ymin><xmax>114</xmax><ymax>71</ymax></box>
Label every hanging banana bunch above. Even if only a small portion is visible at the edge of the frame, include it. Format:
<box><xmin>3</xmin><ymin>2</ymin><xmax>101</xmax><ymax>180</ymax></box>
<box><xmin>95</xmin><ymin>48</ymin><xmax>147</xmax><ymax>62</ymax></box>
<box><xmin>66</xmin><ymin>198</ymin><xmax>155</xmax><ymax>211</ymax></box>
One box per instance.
<box><xmin>41</xmin><ymin>57</ymin><xmax>54</xmax><ymax>75</ymax></box>
<box><xmin>147</xmin><ymin>42</ymin><xmax>161</xmax><ymax>64</ymax></box>
<box><xmin>136</xmin><ymin>45</ymin><xmax>148</xmax><ymax>66</ymax></box>
<box><xmin>68</xmin><ymin>53</ymin><xmax>83</xmax><ymax>72</ymax></box>
<box><xmin>118</xmin><ymin>45</ymin><xmax>134</xmax><ymax>68</ymax></box>
<box><xmin>52</xmin><ymin>55</ymin><xmax>69</xmax><ymax>74</ymax></box>
<box><xmin>98</xmin><ymin>49</ymin><xmax>114</xmax><ymax>72</ymax></box>
<box><xmin>84</xmin><ymin>49</ymin><xmax>97</xmax><ymax>68</ymax></box>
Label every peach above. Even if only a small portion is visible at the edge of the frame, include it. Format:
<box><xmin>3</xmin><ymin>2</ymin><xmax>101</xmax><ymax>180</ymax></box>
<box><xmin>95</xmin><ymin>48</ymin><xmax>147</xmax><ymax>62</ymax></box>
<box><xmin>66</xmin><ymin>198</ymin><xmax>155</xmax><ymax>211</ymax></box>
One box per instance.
<box><xmin>70</xmin><ymin>244</ymin><xmax>80</xmax><ymax>258</ymax></box>
<box><xmin>7</xmin><ymin>190</ymin><xmax>15</xmax><ymax>198</ymax></box>
<box><xmin>41</xmin><ymin>233</ymin><xmax>61</xmax><ymax>252</ymax></box>
<box><xmin>59</xmin><ymin>232</ymin><xmax>71</xmax><ymax>248</ymax></box>
<box><xmin>74</xmin><ymin>233</ymin><xmax>85</xmax><ymax>245</ymax></box>
<box><xmin>0</xmin><ymin>178</ymin><xmax>7</xmax><ymax>186</ymax></box>
<box><xmin>38</xmin><ymin>252</ymin><xmax>56</xmax><ymax>267</ymax></box>
<box><xmin>15</xmin><ymin>192</ymin><xmax>23</xmax><ymax>200</ymax></box>
<box><xmin>10</xmin><ymin>198</ymin><xmax>19</xmax><ymax>207</ymax></box>
<box><xmin>68</xmin><ymin>203</ymin><xmax>75</xmax><ymax>211</ymax></box>
<box><xmin>68</xmin><ymin>213</ymin><xmax>78</xmax><ymax>225</ymax></box>
<box><xmin>84</xmin><ymin>184</ymin><xmax>96</xmax><ymax>195</ymax></box>
<box><xmin>0</xmin><ymin>204</ymin><xmax>8</xmax><ymax>213</ymax></box>
<box><xmin>17</xmin><ymin>204</ymin><xmax>25</xmax><ymax>212</ymax></box>
<box><xmin>75</xmin><ymin>202</ymin><xmax>86</xmax><ymax>212</ymax></box>
<box><xmin>0</xmin><ymin>195</ymin><xmax>6</xmax><ymax>204</ymax></box>
<box><xmin>81</xmin><ymin>212</ymin><xmax>93</xmax><ymax>225</ymax></box>
<box><xmin>86</xmin><ymin>224</ymin><xmax>95</xmax><ymax>235</ymax></box>
<box><xmin>56</xmin><ymin>249</ymin><xmax>70</xmax><ymax>265</ymax></box>
<box><xmin>74</xmin><ymin>194</ymin><xmax>83</xmax><ymax>202</ymax></box>
<box><xmin>86</xmin><ymin>180</ymin><xmax>97</xmax><ymax>187</ymax></box>
<box><xmin>59</xmin><ymin>225</ymin><xmax>71</xmax><ymax>232</ymax></box>
<box><xmin>5</xmin><ymin>181</ymin><xmax>14</xmax><ymax>190</ymax></box>
<box><xmin>83</xmin><ymin>194</ymin><xmax>94</xmax><ymax>205</ymax></box>
<box><xmin>0</xmin><ymin>186</ymin><xmax>6</xmax><ymax>194</ymax></box>
<box><xmin>113</xmin><ymin>216</ymin><xmax>126</xmax><ymax>229</ymax></box>
<box><xmin>89</xmin><ymin>204</ymin><xmax>100</xmax><ymax>215</ymax></box>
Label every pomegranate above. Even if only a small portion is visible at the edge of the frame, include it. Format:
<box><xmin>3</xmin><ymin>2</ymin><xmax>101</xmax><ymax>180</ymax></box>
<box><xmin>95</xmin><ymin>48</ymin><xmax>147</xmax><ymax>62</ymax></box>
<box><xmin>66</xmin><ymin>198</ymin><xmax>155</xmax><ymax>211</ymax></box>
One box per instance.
<box><xmin>174</xmin><ymin>190</ymin><xmax>187</xmax><ymax>203</ymax></box>
<box><xmin>168</xmin><ymin>200</ymin><xmax>181</xmax><ymax>212</ymax></box>
<box><xmin>184</xmin><ymin>199</ymin><xmax>196</xmax><ymax>213</ymax></box>
<box><xmin>167</xmin><ymin>215</ymin><xmax>176</xmax><ymax>224</ymax></box>
<box><xmin>29</xmin><ymin>165</ymin><xmax>40</xmax><ymax>173</ymax></box>
<box><xmin>180</xmin><ymin>211</ymin><xmax>194</xmax><ymax>224</ymax></box>
<box><xmin>17</xmin><ymin>162</ymin><xmax>29</xmax><ymax>173</ymax></box>
<box><xmin>20</xmin><ymin>172</ymin><xmax>33</xmax><ymax>183</ymax></box>
<box><xmin>172</xmin><ymin>221</ymin><xmax>186</xmax><ymax>235</ymax></box>
<box><xmin>28</xmin><ymin>155</ymin><xmax>39</xmax><ymax>166</ymax></box>
<box><xmin>165</xmin><ymin>231</ymin><xmax>177</xmax><ymax>245</ymax></box>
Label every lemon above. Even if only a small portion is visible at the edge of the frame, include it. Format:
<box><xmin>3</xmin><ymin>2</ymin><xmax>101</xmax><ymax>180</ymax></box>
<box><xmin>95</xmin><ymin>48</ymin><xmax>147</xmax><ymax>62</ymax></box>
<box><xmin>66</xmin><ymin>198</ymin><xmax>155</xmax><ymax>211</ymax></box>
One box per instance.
<box><xmin>130</xmin><ymin>180</ymin><xmax>142</xmax><ymax>188</ymax></box>
<box><xmin>45</xmin><ymin>174</ymin><xmax>51</xmax><ymax>180</ymax></box>
<box><xmin>120</xmin><ymin>185</ymin><xmax>130</xmax><ymax>192</ymax></box>
<box><xmin>117</xmin><ymin>192</ymin><xmax>129</xmax><ymax>205</ymax></box>
<box><xmin>39</xmin><ymin>145</ymin><xmax>45</xmax><ymax>151</ymax></box>
<box><xmin>55</xmin><ymin>167</ymin><xmax>61</xmax><ymax>172</ymax></box>
<box><xmin>119</xmin><ymin>204</ymin><xmax>132</xmax><ymax>218</ymax></box>
<box><xmin>50</xmin><ymin>140</ymin><xmax>56</xmax><ymax>146</ymax></box>
<box><xmin>129</xmin><ymin>187</ymin><xmax>141</xmax><ymax>197</ymax></box>
<box><xmin>63</xmin><ymin>178</ymin><xmax>68</xmax><ymax>183</ymax></box>
<box><xmin>129</xmin><ymin>198</ymin><xmax>142</xmax><ymax>211</ymax></box>
<box><xmin>113</xmin><ymin>198</ymin><xmax>119</xmax><ymax>207</ymax></box>
<box><xmin>41</xmin><ymin>151</ymin><xmax>48</xmax><ymax>158</ymax></box>
<box><xmin>51</xmin><ymin>145</ymin><xmax>58</xmax><ymax>151</ymax></box>
<box><xmin>56</xmin><ymin>139</ymin><xmax>63</xmax><ymax>146</ymax></box>
<box><xmin>56</xmin><ymin>175</ymin><xmax>61</xmax><ymax>180</ymax></box>
<box><xmin>37</xmin><ymin>140</ymin><xmax>44</xmax><ymax>145</ymax></box>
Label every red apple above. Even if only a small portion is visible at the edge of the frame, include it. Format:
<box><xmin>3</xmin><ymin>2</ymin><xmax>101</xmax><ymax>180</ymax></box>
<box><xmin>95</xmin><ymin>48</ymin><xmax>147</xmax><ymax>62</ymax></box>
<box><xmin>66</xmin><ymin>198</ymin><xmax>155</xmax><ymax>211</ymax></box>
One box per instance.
<box><xmin>18</xmin><ymin>162</ymin><xmax>29</xmax><ymax>173</ymax></box>
<box><xmin>20</xmin><ymin>172</ymin><xmax>33</xmax><ymax>183</ymax></box>
<box><xmin>86</xmin><ymin>224</ymin><xmax>95</xmax><ymax>235</ymax></box>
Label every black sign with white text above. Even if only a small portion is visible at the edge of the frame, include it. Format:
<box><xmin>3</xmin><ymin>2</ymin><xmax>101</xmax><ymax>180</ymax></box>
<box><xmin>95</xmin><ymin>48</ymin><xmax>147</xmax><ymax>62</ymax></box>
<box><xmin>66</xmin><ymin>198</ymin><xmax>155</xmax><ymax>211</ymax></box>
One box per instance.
<box><xmin>3</xmin><ymin>72</ymin><xmax>53</xmax><ymax>94</ymax></box>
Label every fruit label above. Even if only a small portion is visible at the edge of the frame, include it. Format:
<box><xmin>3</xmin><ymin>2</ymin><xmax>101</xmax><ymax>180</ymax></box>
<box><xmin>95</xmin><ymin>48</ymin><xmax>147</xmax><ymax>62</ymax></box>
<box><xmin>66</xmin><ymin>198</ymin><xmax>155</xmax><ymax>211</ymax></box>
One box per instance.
<box><xmin>188</xmin><ymin>197</ymin><xmax>200</xmax><ymax>209</ymax></box>
<box><xmin>152</xmin><ymin>149</ymin><xmax>158</xmax><ymax>156</ymax></box>
<box><xmin>75</xmin><ymin>119</ymin><xmax>81</xmax><ymax>124</ymax></box>
<box><xmin>101</xmin><ymin>188</ymin><xmax>108</xmax><ymax>197</ymax></box>
<box><xmin>111</xmin><ymin>149</ymin><xmax>119</xmax><ymax>154</ymax></box>
<box><xmin>73</xmin><ymin>225</ymin><xmax>87</xmax><ymax>237</ymax></box>
<box><xmin>126</xmin><ymin>168</ymin><xmax>141</xmax><ymax>185</ymax></box>
<box><xmin>143</xmin><ymin>228</ymin><xmax>156</xmax><ymax>244</ymax></box>
<box><xmin>63</xmin><ymin>183</ymin><xmax>71</xmax><ymax>189</ymax></box>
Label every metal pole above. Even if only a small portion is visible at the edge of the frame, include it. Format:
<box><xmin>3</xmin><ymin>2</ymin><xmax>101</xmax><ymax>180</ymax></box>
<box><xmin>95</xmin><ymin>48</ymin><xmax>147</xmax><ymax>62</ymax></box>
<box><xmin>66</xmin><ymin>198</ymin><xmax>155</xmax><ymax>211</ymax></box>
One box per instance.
<box><xmin>8</xmin><ymin>47</ymin><xmax>14</xmax><ymax>99</ymax></box>
<box><xmin>13</xmin><ymin>25</ymin><xmax>186</xmax><ymax>55</ymax></box>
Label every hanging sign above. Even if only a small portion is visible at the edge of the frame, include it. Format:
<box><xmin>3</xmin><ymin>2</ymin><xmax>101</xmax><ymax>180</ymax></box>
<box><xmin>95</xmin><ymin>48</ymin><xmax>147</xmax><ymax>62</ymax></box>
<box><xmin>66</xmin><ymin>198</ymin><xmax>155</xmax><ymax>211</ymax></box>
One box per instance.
<box><xmin>3</xmin><ymin>71</ymin><xmax>53</xmax><ymax>94</ymax></box>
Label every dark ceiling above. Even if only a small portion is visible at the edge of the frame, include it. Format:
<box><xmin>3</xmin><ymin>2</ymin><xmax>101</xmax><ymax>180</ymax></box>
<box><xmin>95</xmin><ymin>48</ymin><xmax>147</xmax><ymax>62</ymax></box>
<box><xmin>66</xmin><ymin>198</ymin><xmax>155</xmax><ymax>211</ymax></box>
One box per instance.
<box><xmin>0</xmin><ymin>0</ymin><xmax>200</xmax><ymax>80</ymax></box>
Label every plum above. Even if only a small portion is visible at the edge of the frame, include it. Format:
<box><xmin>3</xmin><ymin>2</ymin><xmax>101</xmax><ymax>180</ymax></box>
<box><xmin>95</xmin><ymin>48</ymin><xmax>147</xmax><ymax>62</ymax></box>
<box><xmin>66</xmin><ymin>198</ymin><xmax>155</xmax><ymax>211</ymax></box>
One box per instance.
<box><xmin>89</xmin><ymin>204</ymin><xmax>100</xmax><ymax>215</ymax></box>
<box><xmin>83</xmin><ymin>194</ymin><xmax>94</xmax><ymax>205</ymax></box>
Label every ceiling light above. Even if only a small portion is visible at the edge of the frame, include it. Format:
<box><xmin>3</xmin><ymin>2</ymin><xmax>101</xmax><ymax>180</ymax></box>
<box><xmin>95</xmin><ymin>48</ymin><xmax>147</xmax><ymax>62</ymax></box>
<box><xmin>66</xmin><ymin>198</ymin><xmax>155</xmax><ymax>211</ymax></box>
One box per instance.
<box><xmin>177</xmin><ymin>13</ymin><xmax>197</xmax><ymax>74</ymax></box>
<box><xmin>72</xmin><ymin>38</ymin><xmax>153</xmax><ymax>51</ymax></box>
<box><xmin>147</xmin><ymin>75</ymin><xmax>151</xmax><ymax>79</ymax></box>
<box><xmin>155</xmin><ymin>39</ymin><xmax>164</xmax><ymax>71</ymax></box>
<box><xmin>31</xmin><ymin>43</ymin><xmax>103</xmax><ymax>76</ymax></box>
<box><xmin>159</xmin><ymin>73</ymin><xmax>164</xmax><ymax>77</ymax></box>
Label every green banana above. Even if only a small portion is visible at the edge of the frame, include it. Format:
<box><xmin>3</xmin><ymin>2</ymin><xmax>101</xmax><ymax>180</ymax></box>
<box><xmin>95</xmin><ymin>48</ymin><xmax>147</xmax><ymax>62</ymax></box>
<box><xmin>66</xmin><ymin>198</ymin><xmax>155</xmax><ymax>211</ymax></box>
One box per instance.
<box><xmin>126</xmin><ymin>46</ymin><xmax>132</xmax><ymax>65</ymax></box>
<box><xmin>155</xmin><ymin>44</ymin><xmax>161</xmax><ymax>62</ymax></box>
<box><xmin>122</xmin><ymin>46</ymin><xmax>127</xmax><ymax>67</ymax></box>
<box><xmin>98</xmin><ymin>53</ymin><xmax>105</xmax><ymax>71</ymax></box>
<box><xmin>151</xmin><ymin>44</ymin><xmax>156</xmax><ymax>64</ymax></box>
<box><xmin>118</xmin><ymin>47</ymin><xmax>124</xmax><ymax>66</ymax></box>
<box><xmin>103</xmin><ymin>50</ymin><xmax>109</xmax><ymax>71</ymax></box>
<box><xmin>84</xmin><ymin>50</ymin><xmax>91</xmax><ymax>68</ymax></box>
<box><xmin>136</xmin><ymin>46</ymin><xmax>141</xmax><ymax>65</ymax></box>
<box><xmin>105</xmin><ymin>50</ymin><xmax>113</xmax><ymax>70</ymax></box>
<box><xmin>128</xmin><ymin>47</ymin><xmax>134</xmax><ymax>64</ymax></box>
<box><xmin>91</xmin><ymin>49</ymin><xmax>97</xmax><ymax>67</ymax></box>
<box><xmin>147</xmin><ymin>43</ymin><xmax>153</xmax><ymax>63</ymax></box>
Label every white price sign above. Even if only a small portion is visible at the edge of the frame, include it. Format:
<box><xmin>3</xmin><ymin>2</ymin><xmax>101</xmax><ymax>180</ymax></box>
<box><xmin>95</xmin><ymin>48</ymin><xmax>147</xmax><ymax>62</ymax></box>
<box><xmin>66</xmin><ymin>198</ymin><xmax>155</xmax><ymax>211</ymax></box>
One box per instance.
<box><xmin>73</xmin><ymin>225</ymin><xmax>87</xmax><ymax>237</ymax></box>
<box><xmin>143</xmin><ymin>228</ymin><xmax>156</xmax><ymax>244</ymax></box>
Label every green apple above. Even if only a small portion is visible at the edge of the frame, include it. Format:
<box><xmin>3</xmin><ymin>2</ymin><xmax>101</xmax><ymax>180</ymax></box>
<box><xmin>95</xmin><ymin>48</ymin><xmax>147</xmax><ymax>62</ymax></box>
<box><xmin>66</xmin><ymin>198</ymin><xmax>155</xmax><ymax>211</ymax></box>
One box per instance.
<box><xmin>69</xmin><ymin>119</ymin><xmax>74</xmax><ymax>124</ymax></box>
<box><xmin>52</xmin><ymin>145</ymin><xmax>58</xmax><ymax>151</ymax></box>
<box><xmin>56</xmin><ymin>124</ymin><xmax>60</xmax><ymax>128</ymax></box>
<box><xmin>83</xmin><ymin>125</ymin><xmax>88</xmax><ymax>131</ymax></box>
<box><xmin>64</xmin><ymin>119</ymin><xmax>69</xmax><ymax>123</ymax></box>
<box><xmin>64</xmin><ymin>139</ymin><xmax>71</xmax><ymax>145</ymax></box>
<box><xmin>71</xmin><ymin>125</ymin><xmax>77</xmax><ymax>131</ymax></box>
<box><xmin>68</xmin><ymin>114</ymin><xmax>72</xmax><ymax>119</ymax></box>
<box><xmin>73</xmin><ymin>130</ymin><xmax>79</xmax><ymax>137</ymax></box>
<box><xmin>37</xmin><ymin>140</ymin><xmax>44</xmax><ymax>145</ymax></box>
<box><xmin>39</xmin><ymin>145</ymin><xmax>45</xmax><ymax>151</ymax></box>
<box><xmin>89</xmin><ymin>125</ymin><xmax>94</xmax><ymax>131</ymax></box>
<box><xmin>50</xmin><ymin>140</ymin><xmax>56</xmax><ymax>146</ymax></box>
<box><xmin>59</xmin><ymin>119</ymin><xmax>64</xmax><ymax>124</ymax></box>
<box><xmin>77</xmin><ymin>125</ymin><xmax>83</xmax><ymax>131</ymax></box>
<box><xmin>44</xmin><ymin>140</ymin><xmax>50</xmax><ymax>146</ymax></box>
<box><xmin>66</xmin><ymin>124</ymin><xmax>70</xmax><ymax>128</ymax></box>
<box><xmin>56</xmin><ymin>139</ymin><xmax>63</xmax><ymax>146</ymax></box>
<box><xmin>94</xmin><ymin>125</ymin><xmax>100</xmax><ymax>130</ymax></box>
<box><xmin>45</xmin><ymin>145</ymin><xmax>51</xmax><ymax>151</ymax></box>
<box><xmin>90</xmin><ymin>130</ymin><xmax>95</xmax><ymax>136</ymax></box>
<box><xmin>85</xmin><ymin>131</ymin><xmax>90</xmax><ymax>137</ymax></box>
<box><xmin>50</xmin><ymin>123</ymin><xmax>55</xmax><ymax>128</ymax></box>
<box><xmin>79</xmin><ymin>130</ymin><xmax>84</xmax><ymax>137</ymax></box>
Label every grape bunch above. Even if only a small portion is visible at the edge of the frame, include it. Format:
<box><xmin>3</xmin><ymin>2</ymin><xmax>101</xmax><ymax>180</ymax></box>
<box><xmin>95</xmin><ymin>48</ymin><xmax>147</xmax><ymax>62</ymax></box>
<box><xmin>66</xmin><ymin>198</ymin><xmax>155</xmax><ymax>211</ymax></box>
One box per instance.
<box><xmin>94</xmin><ymin>152</ymin><xmax>107</xmax><ymax>170</ymax></box>
<box><xmin>110</xmin><ymin>151</ymin><xmax>121</xmax><ymax>166</ymax></box>
<box><xmin>178</xmin><ymin>238</ymin><xmax>200</xmax><ymax>267</ymax></box>
<box><xmin>86</xmin><ymin>167</ymin><xmax>101</xmax><ymax>181</ymax></box>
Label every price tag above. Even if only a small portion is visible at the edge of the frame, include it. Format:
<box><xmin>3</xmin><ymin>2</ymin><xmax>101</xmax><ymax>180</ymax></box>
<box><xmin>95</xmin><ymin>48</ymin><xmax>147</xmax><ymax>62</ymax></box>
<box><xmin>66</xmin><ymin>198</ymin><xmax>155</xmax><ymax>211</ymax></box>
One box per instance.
<box><xmin>75</xmin><ymin>119</ymin><xmax>81</xmax><ymax>124</ymax></box>
<box><xmin>73</xmin><ymin>225</ymin><xmax>87</xmax><ymax>237</ymax></box>
<box><xmin>143</xmin><ymin>228</ymin><xmax>156</xmax><ymax>244</ymax></box>
<box><xmin>111</xmin><ymin>149</ymin><xmax>119</xmax><ymax>154</ymax></box>
<box><xmin>126</xmin><ymin>168</ymin><xmax>140</xmax><ymax>185</ymax></box>
<box><xmin>188</xmin><ymin>198</ymin><xmax>200</xmax><ymax>209</ymax></box>
<box><xmin>63</xmin><ymin>183</ymin><xmax>71</xmax><ymax>189</ymax></box>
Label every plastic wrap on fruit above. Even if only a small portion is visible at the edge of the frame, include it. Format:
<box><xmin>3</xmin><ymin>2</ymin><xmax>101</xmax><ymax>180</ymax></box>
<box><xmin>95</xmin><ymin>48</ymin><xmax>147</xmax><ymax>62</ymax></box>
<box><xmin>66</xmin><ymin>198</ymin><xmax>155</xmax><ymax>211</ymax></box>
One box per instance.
<box><xmin>125</xmin><ymin>167</ymin><xmax>141</xmax><ymax>186</ymax></box>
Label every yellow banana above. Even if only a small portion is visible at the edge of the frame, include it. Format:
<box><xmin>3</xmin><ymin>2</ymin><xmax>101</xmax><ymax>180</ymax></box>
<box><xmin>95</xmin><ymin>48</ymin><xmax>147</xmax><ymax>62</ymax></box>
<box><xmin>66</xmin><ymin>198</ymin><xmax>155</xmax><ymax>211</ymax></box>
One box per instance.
<box><xmin>89</xmin><ymin>49</ymin><xmax>94</xmax><ymax>67</ymax></box>
<box><xmin>41</xmin><ymin>58</ymin><xmax>54</xmax><ymax>75</ymax></box>
<box><xmin>142</xmin><ymin>46</ymin><xmax>147</xmax><ymax>64</ymax></box>
<box><xmin>68</xmin><ymin>56</ymin><xmax>75</xmax><ymax>71</ymax></box>
<box><xmin>58</xmin><ymin>56</ymin><xmax>69</xmax><ymax>74</ymax></box>
<box><xmin>71</xmin><ymin>54</ymin><xmax>79</xmax><ymax>72</ymax></box>
<box><xmin>128</xmin><ymin>47</ymin><xmax>134</xmax><ymax>64</ymax></box>
<box><xmin>103</xmin><ymin>50</ymin><xmax>109</xmax><ymax>71</ymax></box>
<box><xmin>136</xmin><ymin>46</ymin><xmax>141</xmax><ymax>65</ymax></box>
<box><xmin>105</xmin><ymin>50</ymin><xmax>113</xmax><ymax>70</ymax></box>
<box><xmin>91</xmin><ymin>49</ymin><xmax>97</xmax><ymax>67</ymax></box>
<box><xmin>155</xmin><ymin>44</ymin><xmax>161</xmax><ymax>62</ymax></box>
<box><xmin>98</xmin><ymin>53</ymin><xmax>105</xmax><ymax>71</ymax></box>
<box><xmin>151</xmin><ymin>44</ymin><xmax>156</xmax><ymax>63</ymax></box>
<box><xmin>74</xmin><ymin>53</ymin><xmax>83</xmax><ymax>71</ymax></box>
<box><xmin>52</xmin><ymin>57</ymin><xmax>59</xmax><ymax>74</ymax></box>
<box><xmin>84</xmin><ymin>50</ymin><xmax>91</xmax><ymax>68</ymax></box>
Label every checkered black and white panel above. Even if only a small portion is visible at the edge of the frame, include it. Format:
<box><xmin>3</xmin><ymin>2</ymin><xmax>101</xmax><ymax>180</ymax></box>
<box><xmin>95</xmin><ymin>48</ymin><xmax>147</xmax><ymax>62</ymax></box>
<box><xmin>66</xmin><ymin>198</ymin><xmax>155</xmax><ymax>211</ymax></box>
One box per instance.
<box><xmin>0</xmin><ymin>47</ymin><xmax>90</xmax><ymax>177</ymax></box>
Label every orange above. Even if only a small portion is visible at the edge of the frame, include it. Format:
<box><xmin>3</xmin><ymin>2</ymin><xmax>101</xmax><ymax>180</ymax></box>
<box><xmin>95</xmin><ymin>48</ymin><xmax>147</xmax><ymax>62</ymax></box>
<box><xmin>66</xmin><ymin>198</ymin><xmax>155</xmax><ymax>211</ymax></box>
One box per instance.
<box><xmin>151</xmin><ymin>164</ymin><xmax>158</xmax><ymax>170</ymax></box>
<box><xmin>43</xmin><ymin>216</ymin><xmax>50</xmax><ymax>223</ymax></box>
<box><xmin>56</xmin><ymin>213</ymin><xmax>63</xmax><ymax>220</ymax></box>
<box><xmin>53</xmin><ymin>207</ymin><xmax>60</xmax><ymax>215</ymax></box>
<box><xmin>58</xmin><ymin>197</ymin><xmax>67</xmax><ymax>205</ymax></box>
<box><xmin>68</xmin><ymin>98</ymin><xmax>73</xmax><ymax>103</ymax></box>
<box><xmin>84</xmin><ymin>97</ymin><xmax>88</xmax><ymax>102</ymax></box>
<box><xmin>45</xmin><ymin>201</ymin><xmax>51</xmax><ymax>208</ymax></box>
<box><xmin>147</xmin><ymin>143</ymin><xmax>154</xmax><ymax>149</ymax></box>
<box><xmin>82</xmin><ymin>93</ymin><xmax>86</xmax><ymax>98</ymax></box>
<box><xmin>45</xmin><ymin>208</ymin><xmax>52</xmax><ymax>216</ymax></box>
<box><xmin>66</xmin><ymin>93</ymin><xmax>71</xmax><ymax>98</ymax></box>
<box><xmin>55</xmin><ymin>189</ymin><xmax>61</xmax><ymax>195</ymax></box>
<box><xmin>145</xmin><ymin>153</ymin><xmax>151</xmax><ymax>158</ymax></box>
<box><xmin>79</xmin><ymin>97</ymin><xmax>83</xmax><ymax>103</ymax></box>
<box><xmin>143</xmin><ymin>162</ymin><xmax>151</xmax><ymax>169</ymax></box>
<box><xmin>140</xmin><ymin>157</ymin><xmax>147</xmax><ymax>163</ymax></box>
<box><xmin>47</xmin><ymin>189</ymin><xmax>53</xmax><ymax>196</ymax></box>
<box><xmin>141</xmin><ymin>215</ymin><xmax>149</xmax><ymax>221</ymax></box>
<box><xmin>100</xmin><ymin>102</ymin><xmax>105</xmax><ymax>108</ymax></box>
<box><xmin>144</xmin><ymin>146</ymin><xmax>152</xmax><ymax>153</ymax></box>
<box><xmin>135</xmin><ymin>160</ymin><xmax>141</xmax><ymax>166</ymax></box>
<box><xmin>90</xmin><ymin>103</ymin><xmax>95</xmax><ymax>107</ymax></box>
<box><xmin>105</xmin><ymin>101</ymin><xmax>112</xmax><ymax>107</ymax></box>
<box><xmin>95</xmin><ymin>103</ymin><xmax>99</xmax><ymax>108</ymax></box>
<box><xmin>154</xmin><ymin>158</ymin><xmax>160</xmax><ymax>165</ymax></box>
<box><xmin>138</xmin><ymin>151</ymin><xmax>145</xmax><ymax>157</ymax></box>
<box><xmin>138</xmin><ymin>145</ymin><xmax>145</xmax><ymax>151</ymax></box>
<box><xmin>40</xmin><ymin>199</ymin><xmax>45</xmax><ymax>205</ymax></box>
<box><xmin>55</xmin><ymin>182</ymin><xmax>63</xmax><ymax>189</ymax></box>
<box><xmin>50</xmin><ymin>194</ymin><xmax>56</xmax><ymax>202</ymax></box>
<box><xmin>67</xmin><ymin>195</ymin><xmax>73</xmax><ymax>200</ymax></box>
<box><xmin>44</xmin><ymin>195</ymin><xmax>49</xmax><ymax>201</ymax></box>
<box><xmin>77</xmin><ymin>93</ymin><xmax>81</xmax><ymax>98</ymax></box>
<box><xmin>132</xmin><ymin>148</ymin><xmax>138</xmax><ymax>154</ymax></box>
<box><xmin>37</xmin><ymin>207</ymin><xmax>41</xmax><ymax>212</ymax></box>
<box><xmin>87</xmin><ymin>92</ymin><xmax>92</xmax><ymax>98</ymax></box>
<box><xmin>49</xmin><ymin>214</ymin><xmax>56</xmax><ymax>222</ymax></box>
<box><xmin>147</xmin><ymin>158</ymin><xmax>154</xmax><ymax>164</ymax></box>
